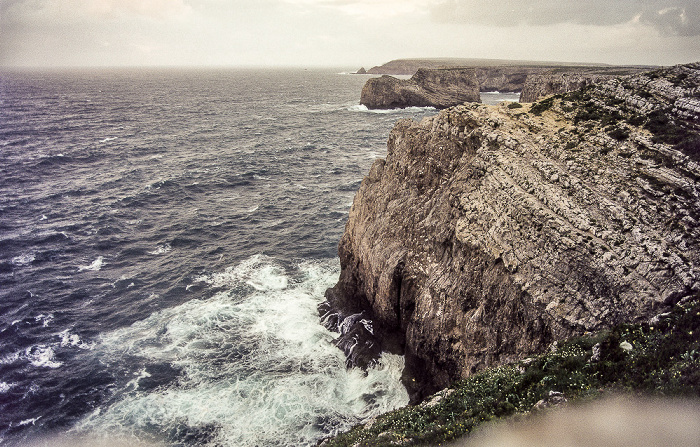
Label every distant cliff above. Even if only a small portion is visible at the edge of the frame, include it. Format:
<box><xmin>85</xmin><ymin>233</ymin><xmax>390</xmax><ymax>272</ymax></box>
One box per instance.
<box><xmin>360</xmin><ymin>68</ymin><xmax>481</xmax><ymax>109</ymax></box>
<box><xmin>365</xmin><ymin>58</ymin><xmax>593</xmax><ymax>75</ymax></box>
<box><xmin>360</xmin><ymin>64</ymin><xmax>651</xmax><ymax>109</ymax></box>
<box><xmin>519</xmin><ymin>67</ymin><xmax>650</xmax><ymax>102</ymax></box>
<box><xmin>323</xmin><ymin>63</ymin><xmax>700</xmax><ymax>402</ymax></box>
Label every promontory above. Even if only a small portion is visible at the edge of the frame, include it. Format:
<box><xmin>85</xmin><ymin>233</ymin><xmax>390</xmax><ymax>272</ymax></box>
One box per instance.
<box><xmin>322</xmin><ymin>62</ymin><xmax>700</xmax><ymax>405</ymax></box>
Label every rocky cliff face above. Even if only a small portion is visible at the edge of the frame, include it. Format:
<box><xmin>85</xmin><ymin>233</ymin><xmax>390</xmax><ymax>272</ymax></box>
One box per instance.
<box><xmin>360</xmin><ymin>68</ymin><xmax>481</xmax><ymax>110</ymax></box>
<box><xmin>323</xmin><ymin>63</ymin><xmax>700</xmax><ymax>402</ymax></box>
<box><xmin>519</xmin><ymin>67</ymin><xmax>650</xmax><ymax>102</ymax></box>
<box><xmin>361</xmin><ymin>65</ymin><xmax>651</xmax><ymax>110</ymax></box>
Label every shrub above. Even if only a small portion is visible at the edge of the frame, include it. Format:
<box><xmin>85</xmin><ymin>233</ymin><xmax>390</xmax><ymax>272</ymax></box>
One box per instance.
<box><xmin>323</xmin><ymin>298</ymin><xmax>700</xmax><ymax>447</ymax></box>
<box><xmin>529</xmin><ymin>96</ymin><xmax>555</xmax><ymax>115</ymax></box>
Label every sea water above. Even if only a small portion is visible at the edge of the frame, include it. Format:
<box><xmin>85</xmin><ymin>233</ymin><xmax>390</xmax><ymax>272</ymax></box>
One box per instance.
<box><xmin>0</xmin><ymin>68</ymin><xmax>438</xmax><ymax>446</ymax></box>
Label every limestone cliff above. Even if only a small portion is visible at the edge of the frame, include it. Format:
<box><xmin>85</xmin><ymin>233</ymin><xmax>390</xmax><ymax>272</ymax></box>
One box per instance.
<box><xmin>360</xmin><ymin>68</ymin><xmax>481</xmax><ymax>110</ymax></box>
<box><xmin>323</xmin><ymin>63</ymin><xmax>700</xmax><ymax>403</ymax></box>
<box><xmin>361</xmin><ymin>65</ymin><xmax>651</xmax><ymax>110</ymax></box>
<box><xmin>519</xmin><ymin>67</ymin><xmax>650</xmax><ymax>102</ymax></box>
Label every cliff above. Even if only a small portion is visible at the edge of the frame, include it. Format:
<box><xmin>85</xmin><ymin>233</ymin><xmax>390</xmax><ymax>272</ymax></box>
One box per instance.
<box><xmin>360</xmin><ymin>68</ymin><xmax>481</xmax><ymax>110</ymax></box>
<box><xmin>323</xmin><ymin>63</ymin><xmax>700</xmax><ymax>403</ymax></box>
<box><xmin>365</xmin><ymin>58</ymin><xmax>596</xmax><ymax>75</ymax></box>
<box><xmin>361</xmin><ymin>64</ymin><xmax>651</xmax><ymax>109</ymax></box>
<box><xmin>519</xmin><ymin>67</ymin><xmax>650</xmax><ymax>102</ymax></box>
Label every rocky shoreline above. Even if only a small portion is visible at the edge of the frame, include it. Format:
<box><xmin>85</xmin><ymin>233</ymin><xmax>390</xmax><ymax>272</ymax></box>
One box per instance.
<box><xmin>322</xmin><ymin>63</ymin><xmax>700</xmax><ymax>406</ymax></box>
<box><xmin>359</xmin><ymin>61</ymin><xmax>652</xmax><ymax>109</ymax></box>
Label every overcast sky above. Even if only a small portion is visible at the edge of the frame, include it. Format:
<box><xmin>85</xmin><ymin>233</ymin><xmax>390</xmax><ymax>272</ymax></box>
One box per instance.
<box><xmin>1</xmin><ymin>0</ymin><xmax>699</xmax><ymax>68</ymax></box>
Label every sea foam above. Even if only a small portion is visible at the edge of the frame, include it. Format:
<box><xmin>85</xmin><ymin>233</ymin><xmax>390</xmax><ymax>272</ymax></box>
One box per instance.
<box><xmin>75</xmin><ymin>256</ymin><xmax>408</xmax><ymax>446</ymax></box>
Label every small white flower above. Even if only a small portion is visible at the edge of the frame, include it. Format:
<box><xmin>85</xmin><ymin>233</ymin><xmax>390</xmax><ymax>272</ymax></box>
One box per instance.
<box><xmin>619</xmin><ymin>341</ymin><xmax>633</xmax><ymax>352</ymax></box>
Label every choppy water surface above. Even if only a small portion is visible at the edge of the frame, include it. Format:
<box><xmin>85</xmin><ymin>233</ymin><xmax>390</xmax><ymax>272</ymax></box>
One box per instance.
<box><xmin>0</xmin><ymin>69</ymin><xmax>438</xmax><ymax>446</ymax></box>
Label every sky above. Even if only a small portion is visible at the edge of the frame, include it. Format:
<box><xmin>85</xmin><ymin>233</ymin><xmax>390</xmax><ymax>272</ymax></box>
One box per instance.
<box><xmin>1</xmin><ymin>0</ymin><xmax>699</xmax><ymax>68</ymax></box>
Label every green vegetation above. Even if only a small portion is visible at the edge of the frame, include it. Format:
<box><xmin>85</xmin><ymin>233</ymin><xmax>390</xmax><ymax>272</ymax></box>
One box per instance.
<box><xmin>528</xmin><ymin>95</ymin><xmax>557</xmax><ymax>115</ymax></box>
<box><xmin>323</xmin><ymin>298</ymin><xmax>700</xmax><ymax>447</ymax></box>
<box><xmin>606</xmin><ymin>126</ymin><xmax>630</xmax><ymax>142</ymax></box>
<box><xmin>572</xmin><ymin>100</ymin><xmax>624</xmax><ymax>127</ymax></box>
<box><xmin>507</xmin><ymin>102</ymin><xmax>523</xmax><ymax>109</ymax></box>
<box><xmin>558</xmin><ymin>83</ymin><xmax>700</xmax><ymax>162</ymax></box>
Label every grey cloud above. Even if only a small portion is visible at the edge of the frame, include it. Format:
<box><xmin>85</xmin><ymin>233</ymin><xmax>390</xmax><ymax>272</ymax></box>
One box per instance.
<box><xmin>431</xmin><ymin>0</ymin><xmax>700</xmax><ymax>36</ymax></box>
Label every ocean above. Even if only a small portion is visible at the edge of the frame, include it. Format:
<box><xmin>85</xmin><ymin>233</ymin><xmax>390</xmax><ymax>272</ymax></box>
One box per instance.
<box><xmin>0</xmin><ymin>68</ymin><xmax>446</xmax><ymax>447</ymax></box>
<box><xmin>0</xmin><ymin>68</ymin><xmax>517</xmax><ymax>446</ymax></box>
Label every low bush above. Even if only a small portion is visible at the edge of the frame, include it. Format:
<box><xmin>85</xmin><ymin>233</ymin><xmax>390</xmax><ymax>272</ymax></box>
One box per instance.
<box><xmin>324</xmin><ymin>298</ymin><xmax>700</xmax><ymax>446</ymax></box>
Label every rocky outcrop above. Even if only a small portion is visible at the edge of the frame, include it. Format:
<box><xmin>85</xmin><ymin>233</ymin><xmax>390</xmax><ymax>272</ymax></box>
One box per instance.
<box><xmin>365</xmin><ymin>58</ymin><xmax>589</xmax><ymax>76</ymax></box>
<box><xmin>355</xmin><ymin>67</ymin><xmax>367</xmax><ymax>75</ymax></box>
<box><xmin>474</xmin><ymin>66</ymin><xmax>534</xmax><ymax>92</ymax></box>
<box><xmin>366</xmin><ymin>58</ymin><xmax>515</xmax><ymax>75</ymax></box>
<box><xmin>519</xmin><ymin>67</ymin><xmax>651</xmax><ymax>102</ymax></box>
<box><xmin>361</xmin><ymin>64</ymin><xmax>652</xmax><ymax>110</ymax></box>
<box><xmin>360</xmin><ymin>68</ymin><xmax>481</xmax><ymax>109</ymax></box>
<box><xmin>323</xmin><ymin>63</ymin><xmax>700</xmax><ymax>403</ymax></box>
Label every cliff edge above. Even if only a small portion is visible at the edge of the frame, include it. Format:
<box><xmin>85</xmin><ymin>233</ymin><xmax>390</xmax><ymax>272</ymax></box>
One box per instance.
<box><xmin>360</xmin><ymin>68</ymin><xmax>481</xmax><ymax>109</ymax></box>
<box><xmin>323</xmin><ymin>63</ymin><xmax>700</xmax><ymax>402</ymax></box>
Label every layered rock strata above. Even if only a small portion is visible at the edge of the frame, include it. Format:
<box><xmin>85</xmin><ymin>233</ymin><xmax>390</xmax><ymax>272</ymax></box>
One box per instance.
<box><xmin>361</xmin><ymin>65</ymin><xmax>651</xmax><ymax>110</ymax></box>
<box><xmin>519</xmin><ymin>67</ymin><xmax>649</xmax><ymax>102</ymax></box>
<box><xmin>323</xmin><ymin>63</ymin><xmax>700</xmax><ymax>402</ymax></box>
<box><xmin>360</xmin><ymin>68</ymin><xmax>481</xmax><ymax>110</ymax></box>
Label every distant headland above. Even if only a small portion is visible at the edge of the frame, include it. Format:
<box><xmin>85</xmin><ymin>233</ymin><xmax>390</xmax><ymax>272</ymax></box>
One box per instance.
<box><xmin>357</xmin><ymin>58</ymin><xmax>656</xmax><ymax>109</ymax></box>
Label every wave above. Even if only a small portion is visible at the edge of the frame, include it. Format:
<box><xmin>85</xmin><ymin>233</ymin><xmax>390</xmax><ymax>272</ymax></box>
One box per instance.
<box><xmin>24</xmin><ymin>345</ymin><xmax>62</xmax><ymax>369</ymax></box>
<box><xmin>78</xmin><ymin>256</ymin><xmax>104</xmax><ymax>272</ymax></box>
<box><xmin>347</xmin><ymin>104</ymin><xmax>437</xmax><ymax>114</ymax></box>
<box><xmin>147</xmin><ymin>244</ymin><xmax>171</xmax><ymax>256</ymax></box>
<box><xmin>74</xmin><ymin>255</ymin><xmax>408</xmax><ymax>446</ymax></box>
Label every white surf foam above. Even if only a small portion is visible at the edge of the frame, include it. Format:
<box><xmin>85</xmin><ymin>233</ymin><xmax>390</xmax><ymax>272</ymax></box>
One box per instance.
<box><xmin>36</xmin><ymin>313</ymin><xmax>54</xmax><ymax>327</ymax></box>
<box><xmin>18</xmin><ymin>417</ymin><xmax>41</xmax><ymax>426</ymax></box>
<box><xmin>148</xmin><ymin>244</ymin><xmax>171</xmax><ymax>256</ymax></box>
<box><xmin>347</xmin><ymin>104</ymin><xmax>437</xmax><ymax>114</ymax></box>
<box><xmin>78</xmin><ymin>256</ymin><xmax>104</xmax><ymax>272</ymax></box>
<box><xmin>76</xmin><ymin>256</ymin><xmax>408</xmax><ymax>446</ymax></box>
<box><xmin>25</xmin><ymin>345</ymin><xmax>62</xmax><ymax>369</ymax></box>
<box><xmin>12</xmin><ymin>253</ymin><xmax>35</xmax><ymax>266</ymax></box>
<box><xmin>58</xmin><ymin>329</ymin><xmax>94</xmax><ymax>350</ymax></box>
<box><xmin>195</xmin><ymin>254</ymin><xmax>289</xmax><ymax>291</ymax></box>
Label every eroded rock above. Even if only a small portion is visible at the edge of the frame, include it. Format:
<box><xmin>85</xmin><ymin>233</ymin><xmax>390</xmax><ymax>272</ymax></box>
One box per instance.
<box><xmin>324</xmin><ymin>63</ymin><xmax>700</xmax><ymax>402</ymax></box>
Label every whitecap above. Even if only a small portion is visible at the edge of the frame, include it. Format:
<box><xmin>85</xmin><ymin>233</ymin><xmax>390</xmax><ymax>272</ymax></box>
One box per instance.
<box><xmin>126</xmin><ymin>368</ymin><xmax>152</xmax><ymax>391</ymax></box>
<box><xmin>25</xmin><ymin>345</ymin><xmax>62</xmax><ymax>368</ymax></box>
<box><xmin>18</xmin><ymin>417</ymin><xmax>41</xmax><ymax>426</ymax></box>
<box><xmin>77</xmin><ymin>257</ymin><xmax>407</xmax><ymax>446</ymax></box>
<box><xmin>58</xmin><ymin>329</ymin><xmax>94</xmax><ymax>350</ymax></box>
<box><xmin>11</xmin><ymin>253</ymin><xmax>35</xmax><ymax>266</ymax></box>
<box><xmin>100</xmin><ymin>137</ymin><xmax>118</xmax><ymax>143</ymax></box>
<box><xmin>196</xmin><ymin>254</ymin><xmax>288</xmax><ymax>291</ymax></box>
<box><xmin>0</xmin><ymin>382</ymin><xmax>13</xmax><ymax>393</ymax></box>
<box><xmin>148</xmin><ymin>244</ymin><xmax>171</xmax><ymax>256</ymax></box>
<box><xmin>35</xmin><ymin>313</ymin><xmax>54</xmax><ymax>327</ymax></box>
<box><xmin>78</xmin><ymin>256</ymin><xmax>104</xmax><ymax>272</ymax></box>
<box><xmin>0</xmin><ymin>352</ymin><xmax>20</xmax><ymax>365</ymax></box>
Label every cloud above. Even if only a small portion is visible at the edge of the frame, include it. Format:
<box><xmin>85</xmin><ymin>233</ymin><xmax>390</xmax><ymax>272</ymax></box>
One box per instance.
<box><xmin>431</xmin><ymin>0</ymin><xmax>700</xmax><ymax>36</ymax></box>
<box><xmin>282</xmin><ymin>0</ymin><xmax>438</xmax><ymax>18</ymax></box>
<box><xmin>0</xmin><ymin>0</ymin><xmax>697</xmax><ymax>67</ymax></box>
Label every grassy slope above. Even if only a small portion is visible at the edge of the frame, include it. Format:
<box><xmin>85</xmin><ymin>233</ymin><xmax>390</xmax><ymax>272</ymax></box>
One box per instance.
<box><xmin>323</xmin><ymin>297</ymin><xmax>700</xmax><ymax>446</ymax></box>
